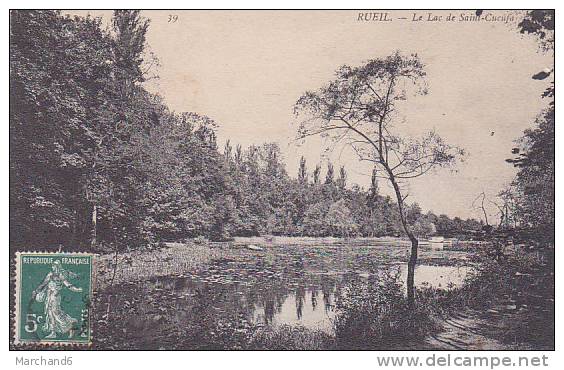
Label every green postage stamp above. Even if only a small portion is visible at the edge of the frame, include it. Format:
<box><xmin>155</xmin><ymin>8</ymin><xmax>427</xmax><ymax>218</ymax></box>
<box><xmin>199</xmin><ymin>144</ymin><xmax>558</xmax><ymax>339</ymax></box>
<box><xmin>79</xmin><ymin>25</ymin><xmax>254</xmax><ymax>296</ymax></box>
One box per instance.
<box><xmin>14</xmin><ymin>252</ymin><xmax>95</xmax><ymax>345</ymax></box>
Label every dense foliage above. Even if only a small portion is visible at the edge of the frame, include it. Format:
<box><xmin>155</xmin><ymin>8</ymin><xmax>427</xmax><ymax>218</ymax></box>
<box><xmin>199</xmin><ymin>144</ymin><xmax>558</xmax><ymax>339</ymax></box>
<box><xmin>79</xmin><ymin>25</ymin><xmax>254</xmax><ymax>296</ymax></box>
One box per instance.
<box><xmin>10</xmin><ymin>11</ymin><xmax>482</xmax><ymax>250</ymax></box>
<box><xmin>504</xmin><ymin>10</ymin><xmax>554</xmax><ymax>245</ymax></box>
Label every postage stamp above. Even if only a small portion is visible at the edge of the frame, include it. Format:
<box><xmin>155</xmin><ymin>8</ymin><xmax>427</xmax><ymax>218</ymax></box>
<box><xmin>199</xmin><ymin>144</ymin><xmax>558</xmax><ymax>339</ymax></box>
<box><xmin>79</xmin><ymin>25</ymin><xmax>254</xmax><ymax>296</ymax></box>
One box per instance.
<box><xmin>14</xmin><ymin>252</ymin><xmax>94</xmax><ymax>345</ymax></box>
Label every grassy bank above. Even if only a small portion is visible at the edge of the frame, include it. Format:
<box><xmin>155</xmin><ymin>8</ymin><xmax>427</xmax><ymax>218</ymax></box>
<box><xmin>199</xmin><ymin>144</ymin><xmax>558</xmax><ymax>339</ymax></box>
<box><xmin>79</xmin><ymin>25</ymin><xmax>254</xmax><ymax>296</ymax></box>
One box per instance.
<box><xmin>434</xmin><ymin>247</ymin><xmax>554</xmax><ymax>349</ymax></box>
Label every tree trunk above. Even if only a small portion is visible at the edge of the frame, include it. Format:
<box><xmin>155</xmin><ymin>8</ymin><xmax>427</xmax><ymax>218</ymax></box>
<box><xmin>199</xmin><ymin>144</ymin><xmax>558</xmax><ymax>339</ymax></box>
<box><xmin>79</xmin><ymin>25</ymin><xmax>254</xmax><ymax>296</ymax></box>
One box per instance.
<box><xmin>406</xmin><ymin>235</ymin><xmax>418</xmax><ymax>305</ymax></box>
<box><xmin>386</xmin><ymin>170</ymin><xmax>419</xmax><ymax>306</ymax></box>
<box><xmin>91</xmin><ymin>204</ymin><xmax>97</xmax><ymax>249</ymax></box>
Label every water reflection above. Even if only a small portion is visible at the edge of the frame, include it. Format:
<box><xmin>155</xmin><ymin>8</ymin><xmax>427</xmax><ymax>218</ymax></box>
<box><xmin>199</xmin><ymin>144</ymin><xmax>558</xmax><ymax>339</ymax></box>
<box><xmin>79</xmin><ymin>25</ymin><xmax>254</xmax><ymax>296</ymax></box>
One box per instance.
<box><xmin>135</xmin><ymin>263</ymin><xmax>470</xmax><ymax>336</ymax></box>
<box><xmin>105</xmin><ymin>245</ymin><xmax>473</xmax><ymax>350</ymax></box>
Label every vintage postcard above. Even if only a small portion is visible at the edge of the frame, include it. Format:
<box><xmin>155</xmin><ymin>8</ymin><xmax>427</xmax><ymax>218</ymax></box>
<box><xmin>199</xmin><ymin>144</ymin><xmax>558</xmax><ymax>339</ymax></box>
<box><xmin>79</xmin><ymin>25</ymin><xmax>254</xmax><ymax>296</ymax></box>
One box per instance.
<box><xmin>9</xmin><ymin>9</ymin><xmax>554</xmax><ymax>351</ymax></box>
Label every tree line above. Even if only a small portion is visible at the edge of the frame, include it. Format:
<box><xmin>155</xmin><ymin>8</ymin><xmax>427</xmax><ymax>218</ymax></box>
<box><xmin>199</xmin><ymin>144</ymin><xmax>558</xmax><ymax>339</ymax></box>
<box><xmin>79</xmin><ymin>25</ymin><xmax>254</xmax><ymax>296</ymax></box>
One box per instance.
<box><xmin>9</xmin><ymin>10</ymin><xmax>487</xmax><ymax>250</ymax></box>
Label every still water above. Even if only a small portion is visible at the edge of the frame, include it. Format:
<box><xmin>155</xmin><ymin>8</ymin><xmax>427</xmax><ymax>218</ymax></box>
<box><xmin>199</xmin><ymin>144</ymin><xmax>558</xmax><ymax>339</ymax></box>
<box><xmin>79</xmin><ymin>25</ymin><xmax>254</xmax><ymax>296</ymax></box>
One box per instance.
<box><xmin>251</xmin><ymin>264</ymin><xmax>471</xmax><ymax>332</ymax></box>
<box><xmin>133</xmin><ymin>246</ymin><xmax>472</xmax><ymax>335</ymax></box>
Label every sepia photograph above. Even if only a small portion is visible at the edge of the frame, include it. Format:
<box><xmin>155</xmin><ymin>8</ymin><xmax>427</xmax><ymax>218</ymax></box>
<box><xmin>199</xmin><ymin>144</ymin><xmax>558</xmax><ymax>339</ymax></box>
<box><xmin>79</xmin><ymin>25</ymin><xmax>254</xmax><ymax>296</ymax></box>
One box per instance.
<box><xmin>8</xmin><ymin>9</ymin><xmax>554</xmax><ymax>352</ymax></box>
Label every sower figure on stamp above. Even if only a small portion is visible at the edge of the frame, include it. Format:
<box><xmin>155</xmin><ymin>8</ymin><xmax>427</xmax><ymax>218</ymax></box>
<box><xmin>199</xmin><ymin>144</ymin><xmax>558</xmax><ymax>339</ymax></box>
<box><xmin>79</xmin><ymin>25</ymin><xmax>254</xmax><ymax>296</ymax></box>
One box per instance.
<box><xmin>32</xmin><ymin>260</ymin><xmax>83</xmax><ymax>339</ymax></box>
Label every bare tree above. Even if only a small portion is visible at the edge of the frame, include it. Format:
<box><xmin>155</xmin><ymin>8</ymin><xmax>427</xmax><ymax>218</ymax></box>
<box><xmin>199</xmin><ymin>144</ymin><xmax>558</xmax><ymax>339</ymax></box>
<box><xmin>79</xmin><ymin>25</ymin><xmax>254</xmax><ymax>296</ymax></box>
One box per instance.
<box><xmin>472</xmin><ymin>192</ymin><xmax>490</xmax><ymax>227</ymax></box>
<box><xmin>293</xmin><ymin>52</ymin><xmax>464</xmax><ymax>305</ymax></box>
<box><xmin>472</xmin><ymin>190</ymin><xmax>516</xmax><ymax>230</ymax></box>
<box><xmin>491</xmin><ymin>187</ymin><xmax>518</xmax><ymax>229</ymax></box>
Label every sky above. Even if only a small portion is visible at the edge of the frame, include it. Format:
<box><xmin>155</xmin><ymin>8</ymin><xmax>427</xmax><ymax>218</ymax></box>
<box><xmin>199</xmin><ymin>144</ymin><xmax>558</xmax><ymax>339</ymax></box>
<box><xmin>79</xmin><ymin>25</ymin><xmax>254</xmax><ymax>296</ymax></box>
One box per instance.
<box><xmin>70</xmin><ymin>10</ymin><xmax>553</xmax><ymax>221</ymax></box>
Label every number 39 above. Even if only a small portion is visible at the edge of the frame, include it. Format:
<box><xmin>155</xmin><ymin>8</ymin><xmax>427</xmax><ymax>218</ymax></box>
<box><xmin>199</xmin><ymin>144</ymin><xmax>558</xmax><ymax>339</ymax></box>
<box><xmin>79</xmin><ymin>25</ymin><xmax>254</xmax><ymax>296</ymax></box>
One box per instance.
<box><xmin>24</xmin><ymin>314</ymin><xmax>43</xmax><ymax>333</ymax></box>
<box><xmin>168</xmin><ymin>15</ymin><xmax>178</xmax><ymax>23</ymax></box>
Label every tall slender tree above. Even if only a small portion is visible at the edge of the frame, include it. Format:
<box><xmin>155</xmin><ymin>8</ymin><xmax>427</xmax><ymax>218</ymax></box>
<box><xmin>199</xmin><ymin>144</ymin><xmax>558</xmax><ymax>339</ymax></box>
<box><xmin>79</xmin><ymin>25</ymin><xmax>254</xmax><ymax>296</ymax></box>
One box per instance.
<box><xmin>294</xmin><ymin>52</ymin><xmax>463</xmax><ymax>304</ymax></box>
<box><xmin>313</xmin><ymin>164</ymin><xmax>321</xmax><ymax>185</ymax></box>
<box><xmin>298</xmin><ymin>156</ymin><xmax>308</xmax><ymax>185</ymax></box>
<box><xmin>337</xmin><ymin>166</ymin><xmax>347</xmax><ymax>190</ymax></box>
<box><xmin>325</xmin><ymin>162</ymin><xmax>335</xmax><ymax>185</ymax></box>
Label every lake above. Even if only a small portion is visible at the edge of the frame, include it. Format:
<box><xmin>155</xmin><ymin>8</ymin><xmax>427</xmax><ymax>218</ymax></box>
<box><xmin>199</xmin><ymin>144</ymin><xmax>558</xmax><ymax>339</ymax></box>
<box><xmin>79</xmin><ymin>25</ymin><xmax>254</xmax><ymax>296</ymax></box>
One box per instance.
<box><xmin>103</xmin><ymin>244</ymin><xmax>473</xmax><ymax>344</ymax></box>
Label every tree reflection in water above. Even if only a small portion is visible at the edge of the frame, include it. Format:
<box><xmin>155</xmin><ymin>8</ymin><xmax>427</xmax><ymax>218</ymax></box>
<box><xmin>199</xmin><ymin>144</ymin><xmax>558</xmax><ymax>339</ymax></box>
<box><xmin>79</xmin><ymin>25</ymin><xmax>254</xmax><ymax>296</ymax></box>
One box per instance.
<box><xmin>96</xmin><ymin>248</ymin><xmax>471</xmax><ymax>349</ymax></box>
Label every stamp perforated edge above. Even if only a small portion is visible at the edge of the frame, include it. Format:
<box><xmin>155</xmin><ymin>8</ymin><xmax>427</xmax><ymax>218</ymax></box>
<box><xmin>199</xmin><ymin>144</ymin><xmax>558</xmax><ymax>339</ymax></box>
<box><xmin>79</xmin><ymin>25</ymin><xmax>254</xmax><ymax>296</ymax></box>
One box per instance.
<box><xmin>12</xmin><ymin>251</ymin><xmax>97</xmax><ymax>348</ymax></box>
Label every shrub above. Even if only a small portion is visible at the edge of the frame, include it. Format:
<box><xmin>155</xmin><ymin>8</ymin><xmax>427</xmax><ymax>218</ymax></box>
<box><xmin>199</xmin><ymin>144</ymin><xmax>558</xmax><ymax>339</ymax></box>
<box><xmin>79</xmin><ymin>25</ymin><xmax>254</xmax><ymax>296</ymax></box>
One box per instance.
<box><xmin>438</xmin><ymin>248</ymin><xmax>554</xmax><ymax>311</ymax></box>
<box><xmin>333</xmin><ymin>269</ymin><xmax>440</xmax><ymax>349</ymax></box>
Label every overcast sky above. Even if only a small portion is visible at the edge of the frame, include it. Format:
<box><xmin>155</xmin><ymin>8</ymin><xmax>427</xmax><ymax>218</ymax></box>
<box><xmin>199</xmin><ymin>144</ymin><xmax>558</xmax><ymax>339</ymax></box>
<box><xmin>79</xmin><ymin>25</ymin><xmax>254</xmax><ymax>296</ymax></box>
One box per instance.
<box><xmin>71</xmin><ymin>10</ymin><xmax>553</xmax><ymax>221</ymax></box>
